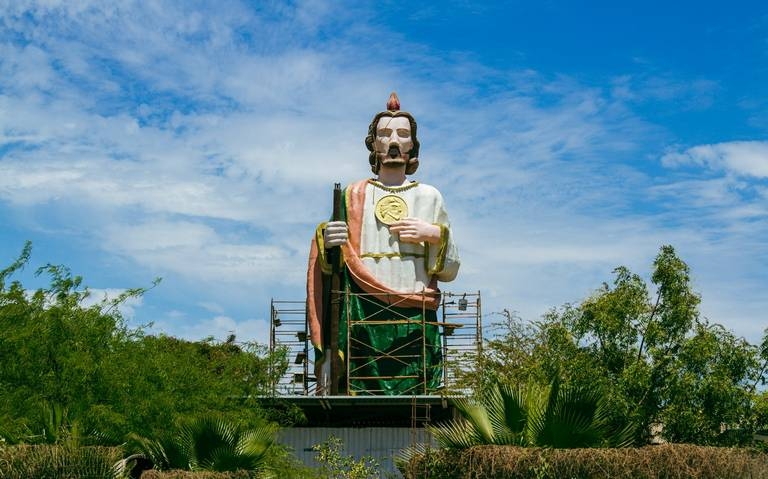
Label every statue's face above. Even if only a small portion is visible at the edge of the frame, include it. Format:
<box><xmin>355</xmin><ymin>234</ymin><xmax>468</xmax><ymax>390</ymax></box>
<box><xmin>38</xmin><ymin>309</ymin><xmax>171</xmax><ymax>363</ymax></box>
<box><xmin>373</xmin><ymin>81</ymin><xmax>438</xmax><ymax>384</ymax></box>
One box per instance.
<box><xmin>375</xmin><ymin>116</ymin><xmax>413</xmax><ymax>168</ymax></box>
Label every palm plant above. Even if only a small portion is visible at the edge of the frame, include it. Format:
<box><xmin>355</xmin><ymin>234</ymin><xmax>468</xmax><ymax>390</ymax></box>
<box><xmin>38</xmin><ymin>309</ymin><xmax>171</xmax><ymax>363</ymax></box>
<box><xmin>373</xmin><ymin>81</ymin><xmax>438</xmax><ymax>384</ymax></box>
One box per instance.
<box><xmin>127</xmin><ymin>416</ymin><xmax>277</xmax><ymax>474</ymax></box>
<box><xmin>428</xmin><ymin>379</ymin><xmax>634</xmax><ymax>449</ymax></box>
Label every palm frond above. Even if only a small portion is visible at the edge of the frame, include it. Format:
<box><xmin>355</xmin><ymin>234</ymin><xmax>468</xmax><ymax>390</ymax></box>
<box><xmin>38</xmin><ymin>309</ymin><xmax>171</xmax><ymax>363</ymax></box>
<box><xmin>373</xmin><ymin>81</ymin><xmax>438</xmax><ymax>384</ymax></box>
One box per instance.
<box><xmin>237</xmin><ymin>424</ymin><xmax>277</xmax><ymax>461</ymax></box>
<box><xmin>452</xmin><ymin>397</ymin><xmax>495</xmax><ymax>444</ymax></box>
<box><xmin>395</xmin><ymin>442</ymin><xmax>428</xmax><ymax>469</ymax></box>
<box><xmin>125</xmin><ymin>433</ymin><xmax>170</xmax><ymax>470</ymax></box>
<box><xmin>125</xmin><ymin>417</ymin><xmax>276</xmax><ymax>473</ymax></box>
<box><xmin>522</xmin><ymin>383</ymin><xmax>549</xmax><ymax>447</ymax></box>
<box><xmin>430</xmin><ymin>379</ymin><xmax>637</xmax><ymax>450</ymax></box>
<box><xmin>185</xmin><ymin>417</ymin><xmax>236</xmax><ymax>470</ymax></box>
<box><xmin>606</xmin><ymin>421</ymin><xmax>637</xmax><ymax>448</ymax></box>
<box><xmin>499</xmin><ymin>384</ymin><xmax>529</xmax><ymax>438</ymax></box>
<box><xmin>426</xmin><ymin>417</ymin><xmax>481</xmax><ymax>449</ymax></box>
<box><xmin>534</xmin><ymin>383</ymin><xmax>611</xmax><ymax>448</ymax></box>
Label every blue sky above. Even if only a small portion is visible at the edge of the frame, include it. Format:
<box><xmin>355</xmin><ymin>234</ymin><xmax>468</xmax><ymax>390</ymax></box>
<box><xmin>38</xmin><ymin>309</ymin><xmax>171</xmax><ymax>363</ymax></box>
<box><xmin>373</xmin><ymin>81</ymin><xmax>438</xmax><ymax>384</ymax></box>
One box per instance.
<box><xmin>1</xmin><ymin>0</ymin><xmax>766</xmax><ymax>344</ymax></box>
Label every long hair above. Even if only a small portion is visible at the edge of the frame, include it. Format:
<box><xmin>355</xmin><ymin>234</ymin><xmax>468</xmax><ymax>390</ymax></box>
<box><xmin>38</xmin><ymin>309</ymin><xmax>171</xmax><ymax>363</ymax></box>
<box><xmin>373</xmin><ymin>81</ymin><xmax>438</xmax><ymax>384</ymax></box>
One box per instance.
<box><xmin>364</xmin><ymin>110</ymin><xmax>420</xmax><ymax>175</ymax></box>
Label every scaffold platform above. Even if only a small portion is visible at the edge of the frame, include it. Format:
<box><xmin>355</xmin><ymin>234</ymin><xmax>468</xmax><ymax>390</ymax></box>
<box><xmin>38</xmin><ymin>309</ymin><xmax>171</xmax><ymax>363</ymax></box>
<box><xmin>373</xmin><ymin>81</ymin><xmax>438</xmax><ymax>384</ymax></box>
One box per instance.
<box><xmin>268</xmin><ymin>291</ymin><xmax>482</xmax><ymax>398</ymax></box>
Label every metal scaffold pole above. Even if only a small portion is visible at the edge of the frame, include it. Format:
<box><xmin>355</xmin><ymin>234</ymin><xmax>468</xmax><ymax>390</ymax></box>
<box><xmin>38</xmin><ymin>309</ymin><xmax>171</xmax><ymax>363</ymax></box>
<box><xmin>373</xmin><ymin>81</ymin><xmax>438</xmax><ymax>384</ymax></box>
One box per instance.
<box><xmin>270</xmin><ymin>291</ymin><xmax>482</xmax><ymax>397</ymax></box>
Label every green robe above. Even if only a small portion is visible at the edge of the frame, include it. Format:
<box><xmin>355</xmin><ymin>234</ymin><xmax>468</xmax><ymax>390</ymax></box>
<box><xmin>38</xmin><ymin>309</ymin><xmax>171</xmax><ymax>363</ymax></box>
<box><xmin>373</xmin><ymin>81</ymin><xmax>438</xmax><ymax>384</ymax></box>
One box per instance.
<box><xmin>338</xmin><ymin>271</ymin><xmax>442</xmax><ymax>395</ymax></box>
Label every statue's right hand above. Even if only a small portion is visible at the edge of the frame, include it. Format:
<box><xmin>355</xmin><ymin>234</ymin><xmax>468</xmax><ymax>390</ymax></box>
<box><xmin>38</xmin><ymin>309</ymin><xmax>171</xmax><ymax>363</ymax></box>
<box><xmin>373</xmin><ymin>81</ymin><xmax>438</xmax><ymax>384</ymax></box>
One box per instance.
<box><xmin>323</xmin><ymin>221</ymin><xmax>348</xmax><ymax>248</ymax></box>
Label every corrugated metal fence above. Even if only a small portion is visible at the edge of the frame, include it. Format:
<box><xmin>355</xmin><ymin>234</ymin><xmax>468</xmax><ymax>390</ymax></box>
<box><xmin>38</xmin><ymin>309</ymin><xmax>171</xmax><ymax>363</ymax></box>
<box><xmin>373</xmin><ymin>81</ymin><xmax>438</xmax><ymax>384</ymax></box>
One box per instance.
<box><xmin>278</xmin><ymin>427</ymin><xmax>435</xmax><ymax>477</ymax></box>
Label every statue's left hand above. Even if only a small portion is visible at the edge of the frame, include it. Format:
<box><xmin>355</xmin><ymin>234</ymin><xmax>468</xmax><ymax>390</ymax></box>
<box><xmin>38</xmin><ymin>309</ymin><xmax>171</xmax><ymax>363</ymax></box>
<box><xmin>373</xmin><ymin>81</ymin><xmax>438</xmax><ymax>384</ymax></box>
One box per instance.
<box><xmin>389</xmin><ymin>218</ymin><xmax>440</xmax><ymax>244</ymax></box>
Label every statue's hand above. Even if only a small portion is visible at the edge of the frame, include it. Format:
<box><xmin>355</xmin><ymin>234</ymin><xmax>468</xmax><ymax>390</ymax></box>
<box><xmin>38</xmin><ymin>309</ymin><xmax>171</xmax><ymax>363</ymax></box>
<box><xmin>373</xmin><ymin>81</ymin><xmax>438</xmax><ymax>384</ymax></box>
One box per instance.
<box><xmin>323</xmin><ymin>221</ymin><xmax>348</xmax><ymax>248</ymax></box>
<box><xmin>390</xmin><ymin>218</ymin><xmax>440</xmax><ymax>244</ymax></box>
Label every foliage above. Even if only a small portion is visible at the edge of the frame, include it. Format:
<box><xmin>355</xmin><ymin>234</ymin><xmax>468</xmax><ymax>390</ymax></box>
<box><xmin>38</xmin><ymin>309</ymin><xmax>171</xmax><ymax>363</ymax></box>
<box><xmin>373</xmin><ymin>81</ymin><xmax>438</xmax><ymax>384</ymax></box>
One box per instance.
<box><xmin>457</xmin><ymin>245</ymin><xmax>767</xmax><ymax>445</ymax></box>
<box><xmin>99</xmin><ymin>335</ymin><xmax>287</xmax><ymax>439</ymax></box>
<box><xmin>127</xmin><ymin>417</ymin><xmax>276</xmax><ymax>475</ymax></box>
<box><xmin>0</xmin><ymin>444</ymin><xmax>125</xmax><ymax>479</ymax></box>
<box><xmin>259</xmin><ymin>441</ymin><xmax>317</xmax><ymax>479</ymax></box>
<box><xmin>401</xmin><ymin>444</ymin><xmax>768</xmax><ymax>479</ymax></box>
<box><xmin>0</xmin><ymin>242</ymin><xmax>290</xmax><ymax>445</ymax></box>
<box><xmin>427</xmin><ymin>379</ymin><xmax>633</xmax><ymax>449</ymax></box>
<box><xmin>140</xmin><ymin>471</ymin><xmax>252</xmax><ymax>479</ymax></box>
<box><xmin>312</xmin><ymin>435</ymin><xmax>381</xmax><ymax>479</ymax></box>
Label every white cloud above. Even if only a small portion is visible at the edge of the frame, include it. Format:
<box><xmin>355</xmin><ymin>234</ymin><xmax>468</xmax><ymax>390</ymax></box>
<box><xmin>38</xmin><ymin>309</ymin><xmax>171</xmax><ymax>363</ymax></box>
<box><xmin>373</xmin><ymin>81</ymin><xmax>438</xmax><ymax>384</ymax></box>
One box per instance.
<box><xmin>662</xmin><ymin>141</ymin><xmax>768</xmax><ymax>178</ymax></box>
<box><xmin>198</xmin><ymin>302</ymin><xmax>225</xmax><ymax>314</ymax></box>
<box><xmin>104</xmin><ymin>220</ymin><xmax>304</xmax><ymax>286</ymax></box>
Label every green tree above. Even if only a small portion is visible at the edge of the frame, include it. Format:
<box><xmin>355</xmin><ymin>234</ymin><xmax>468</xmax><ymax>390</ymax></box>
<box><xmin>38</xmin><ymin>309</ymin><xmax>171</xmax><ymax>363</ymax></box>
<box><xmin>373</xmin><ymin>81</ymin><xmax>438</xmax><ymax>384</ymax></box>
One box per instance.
<box><xmin>0</xmin><ymin>242</ymin><xmax>291</xmax><ymax>444</ymax></box>
<box><xmin>95</xmin><ymin>334</ymin><xmax>288</xmax><ymax>439</ymax></box>
<box><xmin>466</xmin><ymin>245</ymin><xmax>767</xmax><ymax>445</ymax></box>
<box><xmin>0</xmin><ymin>242</ymin><xmax>142</xmax><ymax>443</ymax></box>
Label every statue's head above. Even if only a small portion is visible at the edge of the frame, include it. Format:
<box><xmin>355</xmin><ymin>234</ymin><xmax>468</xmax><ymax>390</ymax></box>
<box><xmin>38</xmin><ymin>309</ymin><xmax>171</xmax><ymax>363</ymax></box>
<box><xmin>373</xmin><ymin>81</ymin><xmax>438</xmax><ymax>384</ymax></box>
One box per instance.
<box><xmin>365</xmin><ymin>92</ymin><xmax>420</xmax><ymax>175</ymax></box>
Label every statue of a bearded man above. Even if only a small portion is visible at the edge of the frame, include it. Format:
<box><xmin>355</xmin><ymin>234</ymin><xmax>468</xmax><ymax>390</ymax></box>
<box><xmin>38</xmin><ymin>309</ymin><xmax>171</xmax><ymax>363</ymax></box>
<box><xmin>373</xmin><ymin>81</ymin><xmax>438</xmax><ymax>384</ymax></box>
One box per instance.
<box><xmin>307</xmin><ymin>93</ymin><xmax>460</xmax><ymax>395</ymax></box>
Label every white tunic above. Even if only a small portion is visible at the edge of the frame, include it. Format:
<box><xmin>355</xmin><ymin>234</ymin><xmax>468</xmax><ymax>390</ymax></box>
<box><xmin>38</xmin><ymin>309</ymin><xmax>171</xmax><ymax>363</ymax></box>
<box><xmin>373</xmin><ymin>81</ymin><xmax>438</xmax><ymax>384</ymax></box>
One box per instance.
<box><xmin>358</xmin><ymin>180</ymin><xmax>460</xmax><ymax>293</ymax></box>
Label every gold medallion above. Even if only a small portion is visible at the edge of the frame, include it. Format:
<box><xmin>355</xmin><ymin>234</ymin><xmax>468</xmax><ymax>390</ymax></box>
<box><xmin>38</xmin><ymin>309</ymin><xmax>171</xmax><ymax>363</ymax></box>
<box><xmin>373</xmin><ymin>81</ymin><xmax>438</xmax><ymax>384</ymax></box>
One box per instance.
<box><xmin>374</xmin><ymin>195</ymin><xmax>408</xmax><ymax>225</ymax></box>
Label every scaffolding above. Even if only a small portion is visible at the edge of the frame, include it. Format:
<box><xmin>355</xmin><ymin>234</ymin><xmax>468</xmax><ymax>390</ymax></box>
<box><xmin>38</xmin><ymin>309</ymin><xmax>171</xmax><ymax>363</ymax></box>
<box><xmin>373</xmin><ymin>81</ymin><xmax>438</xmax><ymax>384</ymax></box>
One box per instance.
<box><xmin>269</xmin><ymin>291</ymin><xmax>481</xmax><ymax>397</ymax></box>
<box><xmin>441</xmin><ymin>291</ymin><xmax>482</xmax><ymax>395</ymax></box>
<box><xmin>269</xmin><ymin>299</ymin><xmax>314</xmax><ymax>395</ymax></box>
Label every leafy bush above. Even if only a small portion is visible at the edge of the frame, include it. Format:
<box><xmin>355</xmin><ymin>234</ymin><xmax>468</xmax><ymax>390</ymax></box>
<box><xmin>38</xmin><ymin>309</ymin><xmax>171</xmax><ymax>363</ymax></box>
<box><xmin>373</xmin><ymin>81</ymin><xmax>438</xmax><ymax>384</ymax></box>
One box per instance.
<box><xmin>139</xmin><ymin>471</ymin><xmax>252</xmax><ymax>478</ymax></box>
<box><xmin>312</xmin><ymin>436</ymin><xmax>380</xmax><ymax>479</ymax></box>
<box><xmin>401</xmin><ymin>444</ymin><xmax>768</xmax><ymax>479</ymax></box>
<box><xmin>0</xmin><ymin>444</ymin><xmax>124</xmax><ymax>479</ymax></box>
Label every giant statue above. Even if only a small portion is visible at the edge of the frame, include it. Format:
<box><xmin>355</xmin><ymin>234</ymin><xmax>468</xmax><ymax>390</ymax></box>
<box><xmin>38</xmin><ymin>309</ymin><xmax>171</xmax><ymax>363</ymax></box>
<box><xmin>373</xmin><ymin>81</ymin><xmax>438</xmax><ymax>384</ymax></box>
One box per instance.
<box><xmin>307</xmin><ymin>93</ymin><xmax>460</xmax><ymax>395</ymax></box>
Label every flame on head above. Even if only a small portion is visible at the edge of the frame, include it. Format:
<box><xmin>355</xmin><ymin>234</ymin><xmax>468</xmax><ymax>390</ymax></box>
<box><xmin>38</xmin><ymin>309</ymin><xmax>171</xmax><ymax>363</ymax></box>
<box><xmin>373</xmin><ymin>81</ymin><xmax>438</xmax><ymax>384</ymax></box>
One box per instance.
<box><xmin>386</xmin><ymin>92</ymin><xmax>400</xmax><ymax>111</ymax></box>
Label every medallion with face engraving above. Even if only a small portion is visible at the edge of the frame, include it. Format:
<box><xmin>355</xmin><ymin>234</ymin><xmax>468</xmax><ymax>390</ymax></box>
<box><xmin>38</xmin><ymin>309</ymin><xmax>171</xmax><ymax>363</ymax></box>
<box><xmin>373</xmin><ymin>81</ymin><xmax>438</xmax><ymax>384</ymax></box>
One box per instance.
<box><xmin>374</xmin><ymin>195</ymin><xmax>408</xmax><ymax>225</ymax></box>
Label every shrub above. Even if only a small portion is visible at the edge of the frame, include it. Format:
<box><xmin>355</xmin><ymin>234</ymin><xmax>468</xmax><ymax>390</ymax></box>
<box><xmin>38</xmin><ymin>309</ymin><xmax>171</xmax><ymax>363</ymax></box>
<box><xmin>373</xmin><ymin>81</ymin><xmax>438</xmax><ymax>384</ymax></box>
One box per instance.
<box><xmin>401</xmin><ymin>444</ymin><xmax>768</xmax><ymax>479</ymax></box>
<box><xmin>0</xmin><ymin>444</ymin><xmax>123</xmax><ymax>478</ymax></box>
<box><xmin>312</xmin><ymin>435</ymin><xmax>380</xmax><ymax>479</ymax></box>
<box><xmin>140</xmin><ymin>471</ymin><xmax>252</xmax><ymax>478</ymax></box>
